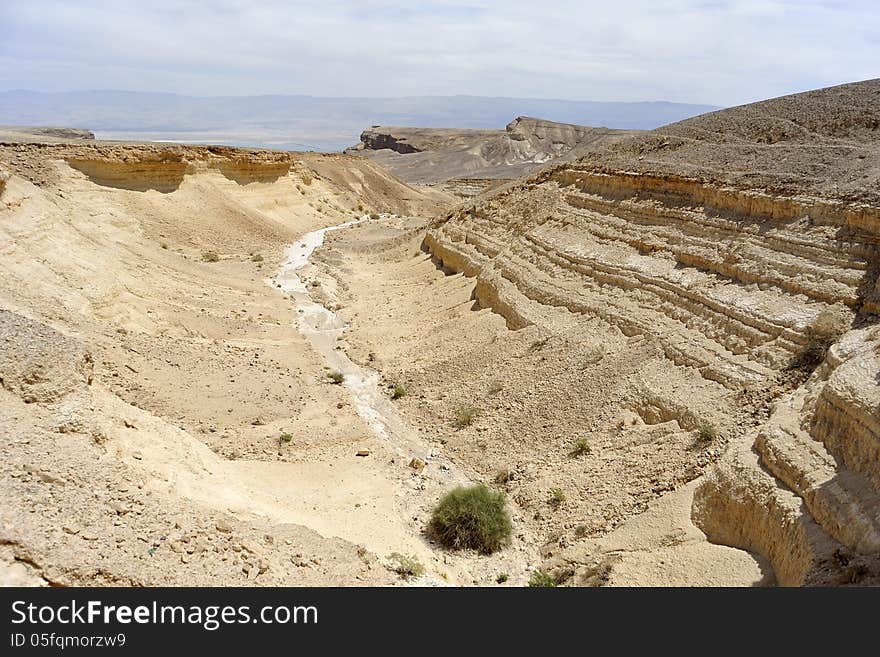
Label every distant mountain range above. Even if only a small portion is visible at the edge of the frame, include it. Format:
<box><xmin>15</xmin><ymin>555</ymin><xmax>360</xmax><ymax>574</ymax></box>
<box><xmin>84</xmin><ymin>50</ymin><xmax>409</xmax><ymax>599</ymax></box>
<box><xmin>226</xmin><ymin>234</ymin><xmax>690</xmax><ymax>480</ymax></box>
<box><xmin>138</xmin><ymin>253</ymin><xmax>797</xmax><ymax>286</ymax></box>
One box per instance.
<box><xmin>0</xmin><ymin>90</ymin><xmax>719</xmax><ymax>152</ymax></box>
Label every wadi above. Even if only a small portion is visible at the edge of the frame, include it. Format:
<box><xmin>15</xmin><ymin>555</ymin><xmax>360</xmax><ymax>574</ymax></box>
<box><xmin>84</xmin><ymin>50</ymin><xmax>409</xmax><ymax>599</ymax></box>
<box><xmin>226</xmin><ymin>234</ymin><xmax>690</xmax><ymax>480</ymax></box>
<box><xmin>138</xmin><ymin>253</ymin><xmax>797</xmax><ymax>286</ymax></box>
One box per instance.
<box><xmin>1</xmin><ymin>79</ymin><xmax>878</xmax><ymax>587</ymax></box>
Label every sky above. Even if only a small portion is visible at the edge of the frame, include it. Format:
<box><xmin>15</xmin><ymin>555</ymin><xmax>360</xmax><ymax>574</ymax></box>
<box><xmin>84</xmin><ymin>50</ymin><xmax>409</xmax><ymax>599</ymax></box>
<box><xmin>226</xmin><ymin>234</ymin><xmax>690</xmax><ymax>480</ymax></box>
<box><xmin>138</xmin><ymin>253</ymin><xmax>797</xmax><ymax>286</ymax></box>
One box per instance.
<box><xmin>1</xmin><ymin>0</ymin><xmax>877</xmax><ymax>107</ymax></box>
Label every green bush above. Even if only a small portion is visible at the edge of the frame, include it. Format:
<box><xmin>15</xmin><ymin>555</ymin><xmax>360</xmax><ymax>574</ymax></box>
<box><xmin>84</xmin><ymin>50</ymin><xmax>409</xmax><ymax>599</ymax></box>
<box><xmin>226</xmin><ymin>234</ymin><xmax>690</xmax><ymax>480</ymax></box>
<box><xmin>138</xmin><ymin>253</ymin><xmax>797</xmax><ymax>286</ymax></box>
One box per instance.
<box><xmin>251</xmin><ymin>253</ymin><xmax>264</xmax><ymax>262</ymax></box>
<box><xmin>697</xmin><ymin>423</ymin><xmax>717</xmax><ymax>443</ymax></box>
<box><xmin>328</xmin><ymin>371</ymin><xmax>344</xmax><ymax>384</ymax></box>
<box><xmin>496</xmin><ymin>573</ymin><xmax>509</xmax><ymax>584</ymax></box>
<box><xmin>570</xmin><ymin>437</ymin><xmax>591</xmax><ymax>457</ymax></box>
<box><xmin>454</xmin><ymin>404</ymin><xmax>479</xmax><ymax>428</ymax></box>
<box><xmin>549</xmin><ymin>487</ymin><xmax>566</xmax><ymax>508</ymax></box>
<box><xmin>201</xmin><ymin>251</ymin><xmax>219</xmax><ymax>262</ymax></box>
<box><xmin>528</xmin><ymin>570</ymin><xmax>557</xmax><ymax>587</ymax></box>
<box><xmin>369</xmin><ymin>212</ymin><xmax>380</xmax><ymax>220</ymax></box>
<box><xmin>391</xmin><ymin>384</ymin><xmax>406</xmax><ymax>400</ymax></box>
<box><xmin>388</xmin><ymin>552</ymin><xmax>424</xmax><ymax>579</ymax></box>
<box><xmin>279</xmin><ymin>432</ymin><xmax>293</xmax><ymax>444</ymax></box>
<box><xmin>429</xmin><ymin>484</ymin><xmax>511</xmax><ymax>554</ymax></box>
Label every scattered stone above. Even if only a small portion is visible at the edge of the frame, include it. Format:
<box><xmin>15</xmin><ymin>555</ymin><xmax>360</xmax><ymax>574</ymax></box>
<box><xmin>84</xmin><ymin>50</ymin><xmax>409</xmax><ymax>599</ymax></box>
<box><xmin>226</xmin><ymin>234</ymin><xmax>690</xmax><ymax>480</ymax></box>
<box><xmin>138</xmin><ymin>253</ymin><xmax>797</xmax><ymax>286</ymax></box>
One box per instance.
<box><xmin>356</xmin><ymin>450</ymin><xmax>370</xmax><ymax>457</ymax></box>
<box><xmin>408</xmin><ymin>458</ymin><xmax>426</xmax><ymax>472</ymax></box>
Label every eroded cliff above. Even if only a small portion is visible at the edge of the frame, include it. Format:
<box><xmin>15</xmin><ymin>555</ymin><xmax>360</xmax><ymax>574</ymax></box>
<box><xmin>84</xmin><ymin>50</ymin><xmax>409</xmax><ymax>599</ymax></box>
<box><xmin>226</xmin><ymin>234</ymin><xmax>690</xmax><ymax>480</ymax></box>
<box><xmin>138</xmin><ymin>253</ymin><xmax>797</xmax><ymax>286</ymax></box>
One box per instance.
<box><xmin>424</xmin><ymin>80</ymin><xmax>880</xmax><ymax>585</ymax></box>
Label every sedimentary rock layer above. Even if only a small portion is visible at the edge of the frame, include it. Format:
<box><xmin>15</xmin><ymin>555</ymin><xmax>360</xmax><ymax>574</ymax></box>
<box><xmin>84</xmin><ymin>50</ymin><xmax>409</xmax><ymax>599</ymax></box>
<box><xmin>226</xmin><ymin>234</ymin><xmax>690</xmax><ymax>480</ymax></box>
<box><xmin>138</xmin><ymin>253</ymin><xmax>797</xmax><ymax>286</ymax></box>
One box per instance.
<box><xmin>424</xmin><ymin>80</ymin><xmax>880</xmax><ymax>585</ymax></box>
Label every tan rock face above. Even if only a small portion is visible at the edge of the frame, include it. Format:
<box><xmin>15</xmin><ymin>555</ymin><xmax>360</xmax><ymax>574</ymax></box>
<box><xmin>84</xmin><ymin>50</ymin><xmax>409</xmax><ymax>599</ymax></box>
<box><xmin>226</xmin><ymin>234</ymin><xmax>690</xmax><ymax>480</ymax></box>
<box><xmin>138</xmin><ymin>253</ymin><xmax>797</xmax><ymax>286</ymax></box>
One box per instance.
<box><xmin>422</xmin><ymin>80</ymin><xmax>880</xmax><ymax>585</ymax></box>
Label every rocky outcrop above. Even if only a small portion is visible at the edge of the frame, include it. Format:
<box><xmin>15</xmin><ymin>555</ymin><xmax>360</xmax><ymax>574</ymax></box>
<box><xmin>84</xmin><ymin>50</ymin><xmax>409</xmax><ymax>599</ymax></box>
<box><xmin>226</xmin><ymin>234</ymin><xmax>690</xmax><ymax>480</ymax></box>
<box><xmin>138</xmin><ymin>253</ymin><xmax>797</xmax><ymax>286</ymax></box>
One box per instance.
<box><xmin>356</xmin><ymin>128</ymin><xmax>423</xmax><ymax>154</ymax></box>
<box><xmin>66</xmin><ymin>152</ymin><xmax>190</xmax><ymax>193</ymax></box>
<box><xmin>347</xmin><ymin>117</ymin><xmax>642</xmax><ymax>183</ymax></box>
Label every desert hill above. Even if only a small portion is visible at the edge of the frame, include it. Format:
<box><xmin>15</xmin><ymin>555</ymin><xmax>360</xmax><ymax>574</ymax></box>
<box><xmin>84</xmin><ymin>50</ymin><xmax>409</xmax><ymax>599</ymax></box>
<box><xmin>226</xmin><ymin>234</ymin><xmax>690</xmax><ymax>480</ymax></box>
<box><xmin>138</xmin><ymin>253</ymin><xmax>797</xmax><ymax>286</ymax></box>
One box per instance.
<box><xmin>0</xmin><ymin>125</ymin><xmax>95</xmax><ymax>142</ymax></box>
<box><xmin>346</xmin><ymin>116</ymin><xmax>641</xmax><ymax>185</ymax></box>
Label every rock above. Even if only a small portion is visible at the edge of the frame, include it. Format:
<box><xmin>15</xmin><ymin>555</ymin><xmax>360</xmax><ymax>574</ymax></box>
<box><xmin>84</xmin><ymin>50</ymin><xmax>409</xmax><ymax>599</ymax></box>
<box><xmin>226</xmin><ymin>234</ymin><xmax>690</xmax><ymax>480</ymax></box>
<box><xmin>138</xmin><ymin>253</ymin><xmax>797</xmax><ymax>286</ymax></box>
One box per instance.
<box><xmin>356</xmin><ymin>450</ymin><xmax>370</xmax><ymax>457</ymax></box>
<box><xmin>409</xmin><ymin>458</ymin><xmax>426</xmax><ymax>472</ymax></box>
<box><xmin>215</xmin><ymin>519</ymin><xmax>233</xmax><ymax>533</ymax></box>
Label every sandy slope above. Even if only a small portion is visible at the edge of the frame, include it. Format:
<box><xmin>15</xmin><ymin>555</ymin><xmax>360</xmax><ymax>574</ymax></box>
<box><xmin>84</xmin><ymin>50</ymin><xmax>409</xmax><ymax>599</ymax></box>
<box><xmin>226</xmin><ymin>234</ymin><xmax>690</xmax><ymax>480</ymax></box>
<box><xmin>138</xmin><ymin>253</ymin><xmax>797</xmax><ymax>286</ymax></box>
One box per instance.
<box><xmin>0</xmin><ymin>142</ymin><xmax>481</xmax><ymax>585</ymax></box>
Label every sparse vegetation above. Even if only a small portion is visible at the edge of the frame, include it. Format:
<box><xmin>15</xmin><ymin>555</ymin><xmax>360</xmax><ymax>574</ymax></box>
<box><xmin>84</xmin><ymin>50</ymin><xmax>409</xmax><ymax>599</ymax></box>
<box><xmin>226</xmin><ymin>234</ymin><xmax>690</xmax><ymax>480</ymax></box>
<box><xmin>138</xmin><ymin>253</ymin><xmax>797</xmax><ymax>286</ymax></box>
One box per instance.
<box><xmin>788</xmin><ymin>309</ymin><xmax>847</xmax><ymax>373</ymax></box>
<box><xmin>574</xmin><ymin>524</ymin><xmax>589</xmax><ymax>538</ymax></box>
<box><xmin>429</xmin><ymin>484</ymin><xmax>512</xmax><ymax>554</ymax></box>
<box><xmin>251</xmin><ymin>253</ymin><xmax>263</xmax><ymax>262</ymax></box>
<box><xmin>549</xmin><ymin>487</ymin><xmax>566</xmax><ymax>508</ymax></box>
<box><xmin>201</xmin><ymin>251</ymin><xmax>219</xmax><ymax>262</ymax></box>
<box><xmin>454</xmin><ymin>404</ymin><xmax>479</xmax><ymax>428</ymax></box>
<box><xmin>697</xmin><ymin>423</ymin><xmax>717</xmax><ymax>443</ymax></box>
<box><xmin>487</xmin><ymin>380</ymin><xmax>504</xmax><ymax>395</ymax></box>
<box><xmin>391</xmin><ymin>384</ymin><xmax>406</xmax><ymax>400</ymax></box>
<box><xmin>328</xmin><ymin>371</ymin><xmax>344</xmax><ymax>384</ymax></box>
<box><xmin>496</xmin><ymin>573</ymin><xmax>509</xmax><ymax>584</ymax></box>
<box><xmin>528</xmin><ymin>570</ymin><xmax>557</xmax><ymax>587</ymax></box>
<box><xmin>301</xmin><ymin>171</ymin><xmax>313</xmax><ymax>185</ymax></box>
<box><xmin>570</xmin><ymin>437</ymin><xmax>591</xmax><ymax>457</ymax></box>
<box><xmin>369</xmin><ymin>212</ymin><xmax>379</xmax><ymax>220</ymax></box>
<box><xmin>160</xmin><ymin>241</ymin><xmax>168</xmax><ymax>250</ymax></box>
<box><xmin>279</xmin><ymin>432</ymin><xmax>293</xmax><ymax>444</ymax></box>
<box><xmin>387</xmin><ymin>552</ymin><xmax>424</xmax><ymax>579</ymax></box>
<box><xmin>494</xmin><ymin>469</ymin><xmax>512</xmax><ymax>485</ymax></box>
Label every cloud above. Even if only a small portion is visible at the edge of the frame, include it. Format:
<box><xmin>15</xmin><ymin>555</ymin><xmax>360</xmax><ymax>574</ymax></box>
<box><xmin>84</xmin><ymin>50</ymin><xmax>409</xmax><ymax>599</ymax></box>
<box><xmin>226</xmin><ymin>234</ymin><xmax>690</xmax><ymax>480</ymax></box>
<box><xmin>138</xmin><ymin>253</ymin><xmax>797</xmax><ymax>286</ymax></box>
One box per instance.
<box><xmin>1</xmin><ymin>0</ymin><xmax>877</xmax><ymax>105</ymax></box>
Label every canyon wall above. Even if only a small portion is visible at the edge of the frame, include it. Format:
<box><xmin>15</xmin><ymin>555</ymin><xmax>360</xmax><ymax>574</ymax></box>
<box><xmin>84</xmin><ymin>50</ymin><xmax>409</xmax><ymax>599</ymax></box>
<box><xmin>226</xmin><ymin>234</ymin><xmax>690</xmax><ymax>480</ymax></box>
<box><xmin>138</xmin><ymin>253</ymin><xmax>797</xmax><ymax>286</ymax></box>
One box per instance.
<box><xmin>424</xmin><ymin>85</ymin><xmax>880</xmax><ymax>583</ymax></box>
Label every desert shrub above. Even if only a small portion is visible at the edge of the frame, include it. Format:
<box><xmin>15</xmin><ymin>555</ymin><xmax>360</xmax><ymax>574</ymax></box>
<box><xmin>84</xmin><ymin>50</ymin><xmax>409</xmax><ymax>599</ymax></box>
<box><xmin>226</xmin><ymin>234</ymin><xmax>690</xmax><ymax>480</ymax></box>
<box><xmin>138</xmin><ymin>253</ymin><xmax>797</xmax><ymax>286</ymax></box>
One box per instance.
<box><xmin>369</xmin><ymin>212</ymin><xmax>380</xmax><ymax>220</ymax></box>
<box><xmin>570</xmin><ymin>437</ymin><xmax>591</xmax><ymax>457</ymax></box>
<box><xmin>697</xmin><ymin>423</ymin><xmax>717</xmax><ymax>443</ymax></box>
<box><xmin>454</xmin><ymin>404</ymin><xmax>479</xmax><ymax>428</ymax></box>
<box><xmin>574</xmin><ymin>524</ymin><xmax>589</xmax><ymax>538</ymax></box>
<box><xmin>788</xmin><ymin>309</ymin><xmax>847</xmax><ymax>372</ymax></box>
<box><xmin>201</xmin><ymin>251</ymin><xmax>219</xmax><ymax>262</ymax></box>
<box><xmin>391</xmin><ymin>384</ymin><xmax>406</xmax><ymax>400</ymax></box>
<box><xmin>251</xmin><ymin>253</ymin><xmax>264</xmax><ymax>262</ymax></box>
<box><xmin>388</xmin><ymin>552</ymin><xmax>424</xmax><ymax>579</ymax></box>
<box><xmin>279</xmin><ymin>432</ymin><xmax>293</xmax><ymax>444</ymax></box>
<box><xmin>549</xmin><ymin>488</ymin><xmax>566</xmax><ymax>508</ymax></box>
<box><xmin>496</xmin><ymin>573</ymin><xmax>509</xmax><ymax>584</ymax></box>
<box><xmin>328</xmin><ymin>371</ymin><xmax>344</xmax><ymax>384</ymax></box>
<box><xmin>301</xmin><ymin>171</ymin><xmax>313</xmax><ymax>186</ymax></box>
<box><xmin>487</xmin><ymin>380</ymin><xmax>504</xmax><ymax>395</ymax></box>
<box><xmin>528</xmin><ymin>570</ymin><xmax>557</xmax><ymax>587</ymax></box>
<box><xmin>494</xmin><ymin>469</ymin><xmax>512</xmax><ymax>485</ymax></box>
<box><xmin>429</xmin><ymin>484</ymin><xmax>512</xmax><ymax>554</ymax></box>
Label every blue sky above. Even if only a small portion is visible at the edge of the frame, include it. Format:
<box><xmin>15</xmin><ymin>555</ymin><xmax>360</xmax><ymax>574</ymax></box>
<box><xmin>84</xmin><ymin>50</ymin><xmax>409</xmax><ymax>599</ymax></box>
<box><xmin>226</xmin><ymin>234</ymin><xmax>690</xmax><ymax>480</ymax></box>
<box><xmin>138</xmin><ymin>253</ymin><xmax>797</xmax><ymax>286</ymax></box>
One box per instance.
<box><xmin>1</xmin><ymin>0</ymin><xmax>877</xmax><ymax>106</ymax></box>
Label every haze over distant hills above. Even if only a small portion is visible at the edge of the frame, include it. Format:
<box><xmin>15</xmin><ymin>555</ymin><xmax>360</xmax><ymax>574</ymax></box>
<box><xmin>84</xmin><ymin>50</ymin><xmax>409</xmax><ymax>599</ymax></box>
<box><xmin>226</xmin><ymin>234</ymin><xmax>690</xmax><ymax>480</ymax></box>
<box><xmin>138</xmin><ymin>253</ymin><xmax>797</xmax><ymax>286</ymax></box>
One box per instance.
<box><xmin>0</xmin><ymin>90</ymin><xmax>718</xmax><ymax>152</ymax></box>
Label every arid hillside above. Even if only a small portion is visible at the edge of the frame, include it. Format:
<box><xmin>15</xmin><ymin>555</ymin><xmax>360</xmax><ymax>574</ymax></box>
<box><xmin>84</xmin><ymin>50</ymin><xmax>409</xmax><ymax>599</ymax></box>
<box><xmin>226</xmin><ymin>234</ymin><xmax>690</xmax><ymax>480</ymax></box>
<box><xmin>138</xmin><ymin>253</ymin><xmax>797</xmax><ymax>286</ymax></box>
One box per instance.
<box><xmin>0</xmin><ymin>140</ymin><xmax>478</xmax><ymax>586</ymax></box>
<box><xmin>347</xmin><ymin>117</ymin><xmax>641</xmax><ymax>189</ymax></box>
<box><xmin>400</xmin><ymin>80</ymin><xmax>880</xmax><ymax>585</ymax></box>
<box><xmin>2</xmin><ymin>80</ymin><xmax>878</xmax><ymax>589</ymax></box>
